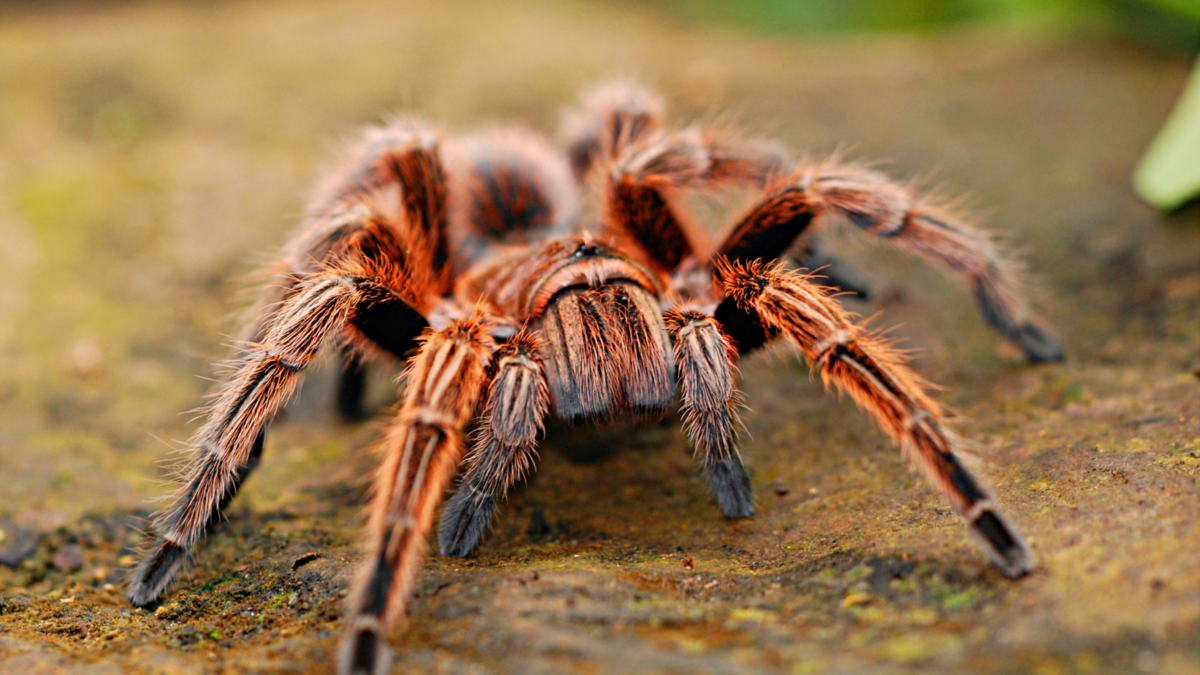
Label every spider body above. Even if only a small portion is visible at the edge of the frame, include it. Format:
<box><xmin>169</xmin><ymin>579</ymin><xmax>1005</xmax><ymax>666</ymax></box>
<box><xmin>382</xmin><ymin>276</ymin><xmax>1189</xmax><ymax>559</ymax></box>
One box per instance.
<box><xmin>129</xmin><ymin>83</ymin><xmax>1061</xmax><ymax>675</ymax></box>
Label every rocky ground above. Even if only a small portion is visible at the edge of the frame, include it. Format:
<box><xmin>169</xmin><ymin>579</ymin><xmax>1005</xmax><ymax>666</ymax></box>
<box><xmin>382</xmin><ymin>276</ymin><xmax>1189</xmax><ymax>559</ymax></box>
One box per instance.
<box><xmin>0</xmin><ymin>1</ymin><xmax>1197</xmax><ymax>673</ymax></box>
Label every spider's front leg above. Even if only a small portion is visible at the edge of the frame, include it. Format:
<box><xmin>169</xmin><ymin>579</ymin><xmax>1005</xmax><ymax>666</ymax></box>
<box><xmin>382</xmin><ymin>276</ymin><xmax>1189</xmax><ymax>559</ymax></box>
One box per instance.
<box><xmin>719</xmin><ymin>260</ymin><xmax>1033</xmax><ymax>577</ymax></box>
<box><xmin>246</xmin><ymin>119</ymin><xmax>450</xmax><ymax>421</ymax></box>
<box><xmin>439</xmin><ymin>333</ymin><xmax>550</xmax><ymax>558</ymax></box>
<box><xmin>127</xmin><ymin>263</ymin><xmax>430</xmax><ymax>607</ymax></box>
<box><xmin>340</xmin><ymin>319</ymin><xmax>492</xmax><ymax>675</ymax></box>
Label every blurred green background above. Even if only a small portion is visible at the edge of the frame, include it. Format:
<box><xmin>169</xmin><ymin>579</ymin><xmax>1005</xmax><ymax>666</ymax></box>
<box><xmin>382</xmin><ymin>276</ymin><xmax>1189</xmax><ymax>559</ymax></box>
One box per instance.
<box><xmin>0</xmin><ymin>1</ymin><xmax>1197</xmax><ymax>674</ymax></box>
<box><xmin>647</xmin><ymin>0</ymin><xmax>1200</xmax><ymax>50</ymax></box>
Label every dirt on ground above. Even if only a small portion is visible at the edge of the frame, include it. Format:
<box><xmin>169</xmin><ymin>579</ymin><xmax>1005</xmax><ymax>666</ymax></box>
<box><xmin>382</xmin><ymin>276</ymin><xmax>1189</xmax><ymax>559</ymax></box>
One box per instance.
<box><xmin>0</xmin><ymin>1</ymin><xmax>1197</xmax><ymax>674</ymax></box>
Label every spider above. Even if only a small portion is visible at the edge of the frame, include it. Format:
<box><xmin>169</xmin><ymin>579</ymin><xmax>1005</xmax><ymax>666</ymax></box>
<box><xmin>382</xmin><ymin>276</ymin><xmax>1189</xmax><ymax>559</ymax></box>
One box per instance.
<box><xmin>128</xmin><ymin>82</ymin><xmax>1062</xmax><ymax>675</ymax></box>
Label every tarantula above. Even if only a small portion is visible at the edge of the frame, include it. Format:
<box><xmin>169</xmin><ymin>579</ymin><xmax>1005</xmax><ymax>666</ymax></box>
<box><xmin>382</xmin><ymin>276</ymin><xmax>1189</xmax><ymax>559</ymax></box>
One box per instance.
<box><xmin>129</xmin><ymin>82</ymin><xmax>1062</xmax><ymax>675</ymax></box>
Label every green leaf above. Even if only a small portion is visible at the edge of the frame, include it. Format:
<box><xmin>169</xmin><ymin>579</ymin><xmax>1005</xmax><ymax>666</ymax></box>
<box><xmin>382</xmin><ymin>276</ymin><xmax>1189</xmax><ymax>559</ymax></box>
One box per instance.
<box><xmin>1134</xmin><ymin>57</ymin><xmax>1200</xmax><ymax>210</ymax></box>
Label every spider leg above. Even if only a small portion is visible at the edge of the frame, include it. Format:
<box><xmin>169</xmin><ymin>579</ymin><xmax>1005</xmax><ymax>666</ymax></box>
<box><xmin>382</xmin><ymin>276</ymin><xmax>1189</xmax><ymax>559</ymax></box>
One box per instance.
<box><xmin>715</xmin><ymin>161</ymin><xmax>1061</xmax><ymax>362</ymax></box>
<box><xmin>204</xmin><ymin>122</ymin><xmax>450</xmax><ymax>496</ymax></box>
<box><xmin>604</xmin><ymin>128</ymin><xmax>792</xmax><ymax>274</ymax></box>
<box><xmin>208</xmin><ymin>429</ymin><xmax>265</xmax><ymax>527</ymax></box>
<box><xmin>793</xmin><ymin>237</ymin><xmax>871</xmax><ymax>300</ymax></box>
<box><xmin>565</xmin><ymin>83</ymin><xmax>785</xmax><ymax>274</ymax></box>
<box><xmin>127</xmin><ymin>263</ymin><xmax>430</xmax><ymax>608</ymax></box>
<box><xmin>665</xmin><ymin>309</ymin><xmax>752</xmax><ymax>518</ymax></box>
<box><xmin>337</xmin><ymin>347</ymin><xmax>369</xmax><ymax>421</ymax></box>
<box><xmin>340</xmin><ymin>319</ymin><xmax>491</xmax><ymax>675</ymax></box>
<box><xmin>560</xmin><ymin>81</ymin><xmax>787</xmax><ymax>186</ymax></box>
<box><xmin>718</xmin><ymin>259</ymin><xmax>1033</xmax><ymax>578</ymax></box>
<box><xmin>560</xmin><ymin>80</ymin><xmax>665</xmax><ymax>181</ymax></box>
<box><xmin>803</xmin><ymin>162</ymin><xmax>1061</xmax><ymax>362</ymax></box>
<box><xmin>604</xmin><ymin>131</ymin><xmax>704</xmax><ymax>272</ymax></box>
<box><xmin>242</xmin><ymin>118</ymin><xmax>450</xmax><ymax>411</ymax></box>
<box><xmin>439</xmin><ymin>333</ymin><xmax>550</xmax><ymax>558</ymax></box>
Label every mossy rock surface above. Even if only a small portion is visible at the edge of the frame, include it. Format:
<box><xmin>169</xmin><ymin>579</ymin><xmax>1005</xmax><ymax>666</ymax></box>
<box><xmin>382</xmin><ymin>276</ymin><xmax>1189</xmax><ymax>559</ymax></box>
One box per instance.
<box><xmin>1</xmin><ymin>2</ymin><xmax>1198</xmax><ymax>673</ymax></box>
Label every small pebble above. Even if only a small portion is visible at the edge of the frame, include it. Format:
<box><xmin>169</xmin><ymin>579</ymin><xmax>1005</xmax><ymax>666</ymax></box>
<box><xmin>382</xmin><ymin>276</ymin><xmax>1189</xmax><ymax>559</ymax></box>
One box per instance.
<box><xmin>53</xmin><ymin>544</ymin><xmax>84</xmax><ymax>573</ymax></box>
<box><xmin>771</xmin><ymin>482</ymin><xmax>790</xmax><ymax>496</ymax></box>
<box><xmin>0</xmin><ymin>522</ymin><xmax>39</xmax><ymax>568</ymax></box>
<box><xmin>65</xmin><ymin>338</ymin><xmax>104</xmax><ymax>379</ymax></box>
<box><xmin>292</xmin><ymin>552</ymin><xmax>321</xmax><ymax>571</ymax></box>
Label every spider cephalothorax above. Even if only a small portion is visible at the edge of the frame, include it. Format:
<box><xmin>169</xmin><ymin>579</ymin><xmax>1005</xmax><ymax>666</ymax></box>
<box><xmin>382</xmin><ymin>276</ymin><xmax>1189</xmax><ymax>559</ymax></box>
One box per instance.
<box><xmin>129</xmin><ymin>82</ymin><xmax>1062</xmax><ymax>675</ymax></box>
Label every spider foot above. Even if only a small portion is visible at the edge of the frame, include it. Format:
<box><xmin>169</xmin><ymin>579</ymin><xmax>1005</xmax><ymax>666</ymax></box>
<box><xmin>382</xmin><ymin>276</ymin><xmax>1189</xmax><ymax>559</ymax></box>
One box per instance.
<box><xmin>970</xmin><ymin>508</ymin><xmax>1035</xmax><ymax>578</ymax></box>
<box><xmin>439</xmin><ymin>486</ymin><xmax>498</xmax><ymax>558</ymax></box>
<box><xmin>705</xmin><ymin>455</ymin><xmax>754</xmax><ymax>519</ymax></box>
<box><xmin>1012</xmin><ymin>323</ymin><xmax>1064</xmax><ymax>364</ymax></box>
<box><xmin>338</xmin><ymin>617</ymin><xmax>392</xmax><ymax>675</ymax></box>
<box><xmin>127</xmin><ymin>538</ymin><xmax>188</xmax><ymax>609</ymax></box>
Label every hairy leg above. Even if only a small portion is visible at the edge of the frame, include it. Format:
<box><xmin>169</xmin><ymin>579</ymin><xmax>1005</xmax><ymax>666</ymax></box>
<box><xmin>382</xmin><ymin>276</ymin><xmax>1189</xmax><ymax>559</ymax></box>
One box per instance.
<box><xmin>719</xmin><ymin>260</ymin><xmax>1033</xmax><ymax>578</ymax></box>
<box><xmin>559</xmin><ymin>80</ymin><xmax>665</xmax><ymax>181</ymax></box>
<box><xmin>792</xmin><ymin>237</ymin><xmax>871</xmax><ymax>299</ymax></box>
<box><xmin>714</xmin><ymin>161</ymin><xmax>1061</xmax><ymax>362</ymax></box>
<box><xmin>208</xmin><ymin>429</ymin><xmax>265</xmax><ymax>528</ymax></box>
<box><xmin>128</xmin><ymin>264</ymin><xmax>428</xmax><ymax>608</ymax></box>
<box><xmin>562</xmin><ymin>83</ymin><xmax>788</xmax><ymax>274</ymax></box>
<box><xmin>439</xmin><ymin>333</ymin><xmax>550</xmax><ymax>558</ymax></box>
<box><xmin>797</xmin><ymin>161</ymin><xmax>1060</xmax><ymax>361</ymax></box>
<box><xmin>340</xmin><ymin>320</ymin><xmax>491</xmax><ymax>675</ymax></box>
<box><xmin>665</xmin><ymin>309</ymin><xmax>752</xmax><ymax>518</ymax></box>
<box><xmin>337</xmin><ymin>348</ymin><xmax>369</xmax><ymax>421</ymax></box>
<box><xmin>604</xmin><ymin>127</ymin><xmax>792</xmax><ymax>273</ymax></box>
<box><xmin>204</xmin><ymin>123</ymin><xmax>450</xmax><ymax>506</ymax></box>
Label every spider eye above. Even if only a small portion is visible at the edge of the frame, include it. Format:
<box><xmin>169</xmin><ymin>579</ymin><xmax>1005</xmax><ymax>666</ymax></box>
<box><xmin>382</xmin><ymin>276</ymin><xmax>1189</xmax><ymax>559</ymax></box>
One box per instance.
<box><xmin>573</xmin><ymin>243</ymin><xmax>599</xmax><ymax>258</ymax></box>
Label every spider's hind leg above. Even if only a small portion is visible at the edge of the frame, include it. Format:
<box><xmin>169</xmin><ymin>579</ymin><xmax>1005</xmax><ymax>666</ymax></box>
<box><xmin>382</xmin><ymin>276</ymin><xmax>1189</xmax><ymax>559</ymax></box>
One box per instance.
<box><xmin>439</xmin><ymin>333</ymin><xmax>549</xmax><ymax>557</ymax></box>
<box><xmin>206</xmin><ymin>429</ymin><xmax>266</xmax><ymax>530</ymax></box>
